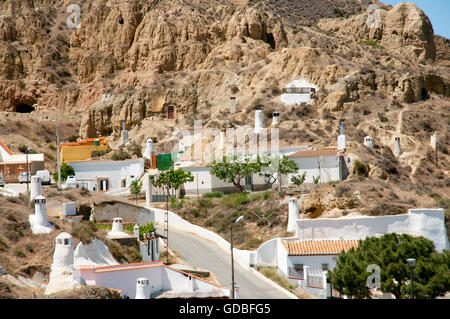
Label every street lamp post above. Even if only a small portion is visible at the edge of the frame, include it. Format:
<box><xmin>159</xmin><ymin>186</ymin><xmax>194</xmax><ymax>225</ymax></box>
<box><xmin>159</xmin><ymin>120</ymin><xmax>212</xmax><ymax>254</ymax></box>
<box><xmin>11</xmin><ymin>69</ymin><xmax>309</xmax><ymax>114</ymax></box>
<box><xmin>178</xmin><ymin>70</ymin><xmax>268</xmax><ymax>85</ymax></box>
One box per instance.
<box><xmin>231</xmin><ymin>215</ymin><xmax>244</xmax><ymax>299</ymax></box>
<box><xmin>407</xmin><ymin>258</ymin><xmax>416</xmax><ymax>299</ymax></box>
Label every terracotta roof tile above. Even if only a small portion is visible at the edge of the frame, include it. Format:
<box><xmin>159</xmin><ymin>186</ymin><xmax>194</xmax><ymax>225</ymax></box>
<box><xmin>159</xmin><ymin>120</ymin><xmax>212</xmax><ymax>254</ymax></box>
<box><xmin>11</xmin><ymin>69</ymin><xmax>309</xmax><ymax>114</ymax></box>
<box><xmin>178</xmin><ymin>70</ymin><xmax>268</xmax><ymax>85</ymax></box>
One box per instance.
<box><xmin>281</xmin><ymin>240</ymin><xmax>360</xmax><ymax>256</ymax></box>
<box><xmin>0</xmin><ymin>140</ymin><xmax>13</xmax><ymax>155</ymax></box>
<box><xmin>60</xmin><ymin>136</ymin><xmax>107</xmax><ymax>147</ymax></box>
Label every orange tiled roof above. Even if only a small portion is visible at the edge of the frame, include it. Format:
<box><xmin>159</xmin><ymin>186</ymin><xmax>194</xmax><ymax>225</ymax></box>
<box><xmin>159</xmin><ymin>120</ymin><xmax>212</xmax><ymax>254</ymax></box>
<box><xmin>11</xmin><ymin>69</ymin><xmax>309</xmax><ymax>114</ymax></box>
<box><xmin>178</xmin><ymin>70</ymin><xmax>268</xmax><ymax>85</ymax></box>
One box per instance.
<box><xmin>60</xmin><ymin>136</ymin><xmax>107</xmax><ymax>147</ymax></box>
<box><xmin>0</xmin><ymin>140</ymin><xmax>13</xmax><ymax>155</ymax></box>
<box><xmin>289</xmin><ymin>148</ymin><xmax>345</xmax><ymax>158</ymax></box>
<box><xmin>281</xmin><ymin>240</ymin><xmax>360</xmax><ymax>256</ymax></box>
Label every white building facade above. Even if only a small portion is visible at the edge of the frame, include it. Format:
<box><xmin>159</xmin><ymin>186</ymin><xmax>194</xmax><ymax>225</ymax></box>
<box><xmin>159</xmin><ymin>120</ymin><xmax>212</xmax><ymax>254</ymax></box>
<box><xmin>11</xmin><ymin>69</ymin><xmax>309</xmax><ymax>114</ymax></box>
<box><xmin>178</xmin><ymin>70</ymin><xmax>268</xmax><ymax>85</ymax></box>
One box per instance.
<box><xmin>68</xmin><ymin>159</ymin><xmax>144</xmax><ymax>192</ymax></box>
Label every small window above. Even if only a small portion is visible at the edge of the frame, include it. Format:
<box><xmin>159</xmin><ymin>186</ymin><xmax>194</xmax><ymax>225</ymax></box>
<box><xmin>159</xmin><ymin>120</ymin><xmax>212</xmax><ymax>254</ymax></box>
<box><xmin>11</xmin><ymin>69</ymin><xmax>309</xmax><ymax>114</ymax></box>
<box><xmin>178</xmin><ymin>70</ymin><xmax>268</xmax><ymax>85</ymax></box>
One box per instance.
<box><xmin>294</xmin><ymin>264</ymin><xmax>304</xmax><ymax>271</ymax></box>
<box><xmin>64</xmin><ymin>238</ymin><xmax>70</xmax><ymax>245</ymax></box>
<box><xmin>322</xmin><ymin>264</ymin><xmax>329</xmax><ymax>271</ymax></box>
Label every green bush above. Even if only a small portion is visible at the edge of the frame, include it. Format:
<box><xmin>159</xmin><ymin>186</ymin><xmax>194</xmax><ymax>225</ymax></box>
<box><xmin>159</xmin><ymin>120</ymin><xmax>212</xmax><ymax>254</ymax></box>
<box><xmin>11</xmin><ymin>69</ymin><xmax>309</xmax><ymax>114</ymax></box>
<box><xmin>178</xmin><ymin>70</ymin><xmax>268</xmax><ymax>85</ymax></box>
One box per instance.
<box><xmin>91</xmin><ymin>148</ymin><xmax>111</xmax><ymax>158</ymax></box>
<box><xmin>202</xmin><ymin>191</ymin><xmax>224</xmax><ymax>198</ymax></box>
<box><xmin>71</xmin><ymin>221</ymin><xmax>97</xmax><ymax>245</ymax></box>
<box><xmin>262</xmin><ymin>191</ymin><xmax>271</xmax><ymax>200</ymax></box>
<box><xmin>13</xmin><ymin>248</ymin><xmax>26</xmax><ymax>258</ymax></box>
<box><xmin>44</xmin><ymin>152</ymin><xmax>54</xmax><ymax>160</ymax></box>
<box><xmin>170</xmin><ymin>197</ymin><xmax>185</xmax><ymax>209</ymax></box>
<box><xmin>220</xmin><ymin>193</ymin><xmax>250</xmax><ymax>208</ymax></box>
<box><xmin>112</xmin><ymin>150</ymin><xmax>131</xmax><ymax>161</ymax></box>
<box><xmin>49</xmin><ymin>144</ymin><xmax>56</xmax><ymax>150</ymax></box>
<box><xmin>68</xmin><ymin>135</ymin><xmax>78</xmax><ymax>142</ymax></box>
<box><xmin>196</xmin><ymin>198</ymin><xmax>214</xmax><ymax>210</ymax></box>
<box><xmin>0</xmin><ymin>236</ymin><xmax>8</xmax><ymax>251</ymax></box>
<box><xmin>353</xmin><ymin>160</ymin><xmax>370</xmax><ymax>177</ymax></box>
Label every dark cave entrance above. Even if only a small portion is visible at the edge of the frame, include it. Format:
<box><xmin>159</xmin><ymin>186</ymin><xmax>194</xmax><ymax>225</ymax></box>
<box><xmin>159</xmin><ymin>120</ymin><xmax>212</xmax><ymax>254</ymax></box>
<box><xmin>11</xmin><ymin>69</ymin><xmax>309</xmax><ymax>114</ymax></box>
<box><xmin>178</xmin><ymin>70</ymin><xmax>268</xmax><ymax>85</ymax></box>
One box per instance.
<box><xmin>15</xmin><ymin>103</ymin><xmax>35</xmax><ymax>113</ymax></box>
<box><xmin>266</xmin><ymin>33</ymin><xmax>276</xmax><ymax>49</ymax></box>
<box><xmin>421</xmin><ymin>88</ymin><xmax>429</xmax><ymax>100</ymax></box>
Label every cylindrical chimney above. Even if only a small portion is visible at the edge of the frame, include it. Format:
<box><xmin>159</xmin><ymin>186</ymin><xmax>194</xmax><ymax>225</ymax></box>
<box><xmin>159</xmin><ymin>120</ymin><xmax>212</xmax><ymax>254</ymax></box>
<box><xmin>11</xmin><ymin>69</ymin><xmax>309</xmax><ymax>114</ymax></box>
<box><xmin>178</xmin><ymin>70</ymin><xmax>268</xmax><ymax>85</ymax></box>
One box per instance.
<box><xmin>135</xmin><ymin>277</ymin><xmax>151</xmax><ymax>299</ymax></box>
<box><xmin>287</xmin><ymin>197</ymin><xmax>299</xmax><ymax>233</ymax></box>
<box><xmin>254</xmin><ymin>110</ymin><xmax>263</xmax><ymax>134</ymax></box>
<box><xmin>111</xmin><ymin>217</ymin><xmax>123</xmax><ymax>233</ymax></box>
<box><xmin>34</xmin><ymin>195</ymin><xmax>48</xmax><ymax>226</ymax></box>
<box><xmin>30</xmin><ymin>176</ymin><xmax>42</xmax><ymax>202</ymax></box>
<box><xmin>394</xmin><ymin>137</ymin><xmax>401</xmax><ymax>157</ymax></box>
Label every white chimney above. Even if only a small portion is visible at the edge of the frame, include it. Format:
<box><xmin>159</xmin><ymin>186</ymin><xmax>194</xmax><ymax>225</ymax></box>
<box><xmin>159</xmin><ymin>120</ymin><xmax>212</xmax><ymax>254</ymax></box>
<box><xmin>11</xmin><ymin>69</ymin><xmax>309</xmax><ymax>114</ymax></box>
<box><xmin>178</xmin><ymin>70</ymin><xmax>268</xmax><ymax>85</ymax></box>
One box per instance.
<box><xmin>287</xmin><ymin>197</ymin><xmax>299</xmax><ymax>233</ymax></box>
<box><xmin>111</xmin><ymin>217</ymin><xmax>123</xmax><ymax>233</ymax></box>
<box><xmin>230</xmin><ymin>97</ymin><xmax>236</xmax><ymax>113</ymax></box>
<box><xmin>134</xmin><ymin>223</ymin><xmax>140</xmax><ymax>239</ymax></box>
<box><xmin>52</xmin><ymin>232</ymin><xmax>74</xmax><ymax>269</ymax></box>
<box><xmin>144</xmin><ymin>138</ymin><xmax>155</xmax><ymax>160</ymax></box>
<box><xmin>254</xmin><ymin>110</ymin><xmax>263</xmax><ymax>134</ymax></box>
<box><xmin>271</xmin><ymin>112</ymin><xmax>280</xmax><ymax>126</ymax></box>
<box><xmin>364</xmin><ymin>136</ymin><xmax>374</xmax><ymax>149</ymax></box>
<box><xmin>34</xmin><ymin>195</ymin><xmax>48</xmax><ymax>227</ymax></box>
<box><xmin>430</xmin><ymin>132</ymin><xmax>438</xmax><ymax>150</ymax></box>
<box><xmin>120</xmin><ymin>120</ymin><xmax>129</xmax><ymax>146</ymax></box>
<box><xmin>30</xmin><ymin>176</ymin><xmax>42</xmax><ymax>202</ymax></box>
<box><xmin>135</xmin><ymin>277</ymin><xmax>151</xmax><ymax>299</ymax></box>
<box><xmin>394</xmin><ymin>137</ymin><xmax>401</xmax><ymax>157</ymax></box>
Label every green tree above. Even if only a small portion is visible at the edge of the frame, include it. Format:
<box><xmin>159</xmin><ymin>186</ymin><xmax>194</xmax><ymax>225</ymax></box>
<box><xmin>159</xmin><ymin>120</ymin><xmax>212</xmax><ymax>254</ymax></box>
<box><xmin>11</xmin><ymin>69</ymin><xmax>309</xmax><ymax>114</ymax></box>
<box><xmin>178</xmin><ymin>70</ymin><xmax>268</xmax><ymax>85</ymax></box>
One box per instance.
<box><xmin>139</xmin><ymin>222</ymin><xmax>156</xmax><ymax>239</ymax></box>
<box><xmin>210</xmin><ymin>155</ymin><xmax>260</xmax><ymax>192</ymax></box>
<box><xmin>329</xmin><ymin>233</ymin><xmax>450</xmax><ymax>299</ymax></box>
<box><xmin>130</xmin><ymin>180</ymin><xmax>143</xmax><ymax>205</ymax></box>
<box><xmin>256</xmin><ymin>154</ymin><xmax>298</xmax><ymax>190</ymax></box>
<box><xmin>54</xmin><ymin>162</ymin><xmax>75</xmax><ymax>183</ymax></box>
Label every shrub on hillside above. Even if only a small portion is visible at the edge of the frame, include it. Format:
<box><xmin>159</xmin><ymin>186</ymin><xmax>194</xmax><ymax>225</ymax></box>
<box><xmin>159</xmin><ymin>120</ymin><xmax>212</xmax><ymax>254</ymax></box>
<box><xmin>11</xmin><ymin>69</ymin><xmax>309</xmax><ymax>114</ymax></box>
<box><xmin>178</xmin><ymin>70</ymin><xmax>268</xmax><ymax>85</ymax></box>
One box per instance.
<box><xmin>353</xmin><ymin>160</ymin><xmax>370</xmax><ymax>177</ymax></box>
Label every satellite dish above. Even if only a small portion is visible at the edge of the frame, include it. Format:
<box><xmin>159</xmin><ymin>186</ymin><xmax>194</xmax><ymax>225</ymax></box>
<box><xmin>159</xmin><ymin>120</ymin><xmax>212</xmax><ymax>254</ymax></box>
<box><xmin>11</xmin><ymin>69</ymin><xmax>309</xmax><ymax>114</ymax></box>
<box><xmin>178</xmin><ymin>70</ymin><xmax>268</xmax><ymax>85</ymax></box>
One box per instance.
<box><xmin>235</xmin><ymin>216</ymin><xmax>244</xmax><ymax>224</ymax></box>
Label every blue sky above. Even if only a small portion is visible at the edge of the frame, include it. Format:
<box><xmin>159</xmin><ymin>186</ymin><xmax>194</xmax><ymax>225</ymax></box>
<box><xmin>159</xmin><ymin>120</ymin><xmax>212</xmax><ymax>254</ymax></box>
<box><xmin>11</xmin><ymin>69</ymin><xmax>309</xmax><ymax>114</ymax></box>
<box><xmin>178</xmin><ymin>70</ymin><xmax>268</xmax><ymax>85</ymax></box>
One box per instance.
<box><xmin>381</xmin><ymin>0</ymin><xmax>450</xmax><ymax>38</ymax></box>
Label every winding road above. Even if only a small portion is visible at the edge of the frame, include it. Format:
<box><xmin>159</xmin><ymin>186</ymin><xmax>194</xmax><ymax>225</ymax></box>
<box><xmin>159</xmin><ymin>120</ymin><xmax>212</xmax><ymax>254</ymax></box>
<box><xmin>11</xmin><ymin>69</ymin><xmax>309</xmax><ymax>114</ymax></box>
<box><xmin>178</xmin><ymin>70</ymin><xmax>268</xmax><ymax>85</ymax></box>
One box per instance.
<box><xmin>168</xmin><ymin>227</ymin><xmax>292</xmax><ymax>299</ymax></box>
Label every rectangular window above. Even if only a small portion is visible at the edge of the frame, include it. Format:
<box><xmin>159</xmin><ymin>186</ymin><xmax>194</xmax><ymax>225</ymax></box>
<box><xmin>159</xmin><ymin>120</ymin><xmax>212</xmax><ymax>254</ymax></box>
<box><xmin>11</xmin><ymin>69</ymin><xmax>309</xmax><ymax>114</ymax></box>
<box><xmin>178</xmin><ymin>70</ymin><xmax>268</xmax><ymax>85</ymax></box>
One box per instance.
<box><xmin>322</xmin><ymin>263</ymin><xmax>329</xmax><ymax>271</ymax></box>
<box><xmin>294</xmin><ymin>264</ymin><xmax>304</xmax><ymax>271</ymax></box>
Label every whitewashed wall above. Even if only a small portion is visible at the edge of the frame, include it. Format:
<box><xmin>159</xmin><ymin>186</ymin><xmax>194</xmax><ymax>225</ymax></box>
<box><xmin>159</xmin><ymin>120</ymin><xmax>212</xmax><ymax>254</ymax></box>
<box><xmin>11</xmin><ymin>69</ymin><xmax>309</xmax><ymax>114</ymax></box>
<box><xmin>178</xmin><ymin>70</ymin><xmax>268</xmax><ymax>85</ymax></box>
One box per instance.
<box><xmin>287</xmin><ymin>255</ymin><xmax>337</xmax><ymax>272</ymax></box>
<box><xmin>295</xmin><ymin>209</ymin><xmax>449</xmax><ymax>252</ymax></box>
<box><xmin>69</xmin><ymin>159</ymin><xmax>144</xmax><ymax>191</ymax></box>
<box><xmin>288</xmin><ymin>156</ymin><xmax>341</xmax><ymax>184</ymax></box>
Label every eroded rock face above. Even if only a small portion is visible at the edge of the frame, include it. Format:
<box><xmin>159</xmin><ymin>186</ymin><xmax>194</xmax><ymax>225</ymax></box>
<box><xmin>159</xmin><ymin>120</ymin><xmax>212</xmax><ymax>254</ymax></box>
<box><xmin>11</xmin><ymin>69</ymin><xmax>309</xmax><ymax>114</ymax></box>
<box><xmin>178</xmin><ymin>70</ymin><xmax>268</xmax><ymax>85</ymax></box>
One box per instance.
<box><xmin>318</xmin><ymin>3</ymin><xmax>436</xmax><ymax>63</ymax></box>
<box><xmin>381</xmin><ymin>3</ymin><xmax>435</xmax><ymax>62</ymax></box>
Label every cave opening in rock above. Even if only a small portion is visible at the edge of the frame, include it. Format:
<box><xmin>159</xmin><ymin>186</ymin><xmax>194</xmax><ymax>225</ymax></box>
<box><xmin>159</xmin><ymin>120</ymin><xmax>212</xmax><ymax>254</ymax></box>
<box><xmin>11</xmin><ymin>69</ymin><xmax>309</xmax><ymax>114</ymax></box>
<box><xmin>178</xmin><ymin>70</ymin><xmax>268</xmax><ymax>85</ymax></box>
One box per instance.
<box><xmin>421</xmin><ymin>88</ymin><xmax>429</xmax><ymax>100</ymax></box>
<box><xmin>119</xmin><ymin>18</ymin><xmax>124</xmax><ymax>24</ymax></box>
<box><xmin>15</xmin><ymin>103</ymin><xmax>35</xmax><ymax>113</ymax></box>
<box><xmin>266</xmin><ymin>32</ymin><xmax>276</xmax><ymax>49</ymax></box>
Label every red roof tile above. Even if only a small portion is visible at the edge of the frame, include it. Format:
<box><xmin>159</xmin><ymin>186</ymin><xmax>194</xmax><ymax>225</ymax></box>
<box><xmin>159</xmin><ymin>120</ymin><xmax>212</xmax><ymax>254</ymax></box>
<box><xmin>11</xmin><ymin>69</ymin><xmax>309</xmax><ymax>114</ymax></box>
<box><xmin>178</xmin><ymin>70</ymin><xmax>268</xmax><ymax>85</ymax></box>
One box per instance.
<box><xmin>281</xmin><ymin>239</ymin><xmax>360</xmax><ymax>256</ymax></box>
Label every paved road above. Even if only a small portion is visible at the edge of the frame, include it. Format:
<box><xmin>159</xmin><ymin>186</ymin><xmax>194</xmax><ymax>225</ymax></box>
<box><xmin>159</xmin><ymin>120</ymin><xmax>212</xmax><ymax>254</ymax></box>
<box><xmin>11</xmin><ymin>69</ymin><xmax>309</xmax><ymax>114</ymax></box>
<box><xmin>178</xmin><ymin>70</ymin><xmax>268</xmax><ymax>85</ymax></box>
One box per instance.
<box><xmin>168</xmin><ymin>228</ymin><xmax>289</xmax><ymax>299</ymax></box>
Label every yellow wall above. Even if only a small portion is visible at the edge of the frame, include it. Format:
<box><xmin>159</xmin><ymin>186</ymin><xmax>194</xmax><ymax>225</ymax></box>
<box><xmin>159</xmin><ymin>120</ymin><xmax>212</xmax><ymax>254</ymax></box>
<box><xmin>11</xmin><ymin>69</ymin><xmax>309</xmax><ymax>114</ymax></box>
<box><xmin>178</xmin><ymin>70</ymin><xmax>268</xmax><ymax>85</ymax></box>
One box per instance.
<box><xmin>60</xmin><ymin>145</ymin><xmax>109</xmax><ymax>162</ymax></box>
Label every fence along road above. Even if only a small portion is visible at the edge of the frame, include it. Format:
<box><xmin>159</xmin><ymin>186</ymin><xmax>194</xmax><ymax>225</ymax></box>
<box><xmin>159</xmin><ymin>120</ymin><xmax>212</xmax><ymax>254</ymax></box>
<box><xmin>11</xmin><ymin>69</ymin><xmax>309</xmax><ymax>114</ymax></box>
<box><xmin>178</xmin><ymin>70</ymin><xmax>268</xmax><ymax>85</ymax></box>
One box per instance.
<box><xmin>168</xmin><ymin>228</ymin><xmax>289</xmax><ymax>299</ymax></box>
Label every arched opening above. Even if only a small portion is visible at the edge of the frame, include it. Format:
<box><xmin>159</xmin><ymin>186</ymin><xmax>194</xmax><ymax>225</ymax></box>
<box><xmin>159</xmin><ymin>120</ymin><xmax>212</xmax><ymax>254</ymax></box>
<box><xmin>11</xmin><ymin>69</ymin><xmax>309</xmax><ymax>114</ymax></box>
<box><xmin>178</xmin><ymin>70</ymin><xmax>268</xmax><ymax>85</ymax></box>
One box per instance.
<box><xmin>266</xmin><ymin>33</ymin><xmax>276</xmax><ymax>49</ymax></box>
<box><xmin>421</xmin><ymin>88</ymin><xmax>429</xmax><ymax>100</ymax></box>
<box><xmin>15</xmin><ymin>103</ymin><xmax>35</xmax><ymax>113</ymax></box>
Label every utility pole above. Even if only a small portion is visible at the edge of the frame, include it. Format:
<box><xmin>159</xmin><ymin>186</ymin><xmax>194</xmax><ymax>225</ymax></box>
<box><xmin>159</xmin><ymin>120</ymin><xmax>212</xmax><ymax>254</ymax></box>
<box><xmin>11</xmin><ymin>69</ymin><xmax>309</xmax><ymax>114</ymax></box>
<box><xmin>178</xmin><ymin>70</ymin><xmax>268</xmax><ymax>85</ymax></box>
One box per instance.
<box><xmin>230</xmin><ymin>224</ymin><xmax>235</xmax><ymax>299</ymax></box>
<box><xmin>56</xmin><ymin>107</ymin><xmax>61</xmax><ymax>189</ymax></box>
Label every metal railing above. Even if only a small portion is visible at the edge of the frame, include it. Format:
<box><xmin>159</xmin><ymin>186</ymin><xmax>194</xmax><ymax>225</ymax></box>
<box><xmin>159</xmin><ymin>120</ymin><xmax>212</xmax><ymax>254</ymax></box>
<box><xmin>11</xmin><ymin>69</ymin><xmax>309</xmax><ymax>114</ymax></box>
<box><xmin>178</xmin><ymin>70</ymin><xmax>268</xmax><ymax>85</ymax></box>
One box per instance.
<box><xmin>288</xmin><ymin>267</ymin><xmax>304</xmax><ymax>279</ymax></box>
<box><xmin>307</xmin><ymin>275</ymin><xmax>324</xmax><ymax>289</ymax></box>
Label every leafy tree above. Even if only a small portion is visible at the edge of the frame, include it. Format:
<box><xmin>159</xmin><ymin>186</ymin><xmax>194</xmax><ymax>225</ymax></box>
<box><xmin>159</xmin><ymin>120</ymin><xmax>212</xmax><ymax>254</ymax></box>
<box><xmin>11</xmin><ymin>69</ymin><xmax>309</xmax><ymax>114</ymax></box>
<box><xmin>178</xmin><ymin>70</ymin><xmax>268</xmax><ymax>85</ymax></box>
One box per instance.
<box><xmin>130</xmin><ymin>180</ymin><xmax>143</xmax><ymax>205</ymax></box>
<box><xmin>139</xmin><ymin>222</ymin><xmax>156</xmax><ymax>239</ymax></box>
<box><xmin>210</xmin><ymin>155</ymin><xmax>260</xmax><ymax>192</ymax></box>
<box><xmin>54</xmin><ymin>162</ymin><xmax>75</xmax><ymax>183</ymax></box>
<box><xmin>256</xmin><ymin>154</ymin><xmax>298</xmax><ymax>190</ymax></box>
<box><xmin>149</xmin><ymin>168</ymin><xmax>194</xmax><ymax>197</ymax></box>
<box><xmin>329</xmin><ymin>233</ymin><xmax>450</xmax><ymax>299</ymax></box>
